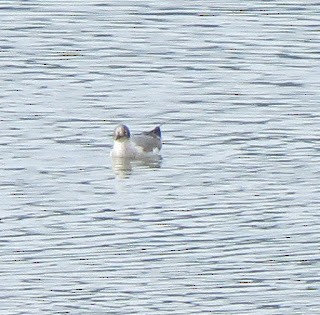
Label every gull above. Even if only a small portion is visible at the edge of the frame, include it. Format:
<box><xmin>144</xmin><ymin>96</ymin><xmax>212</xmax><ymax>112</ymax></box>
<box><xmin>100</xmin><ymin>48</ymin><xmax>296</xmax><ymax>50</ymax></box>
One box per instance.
<box><xmin>111</xmin><ymin>124</ymin><xmax>162</xmax><ymax>159</ymax></box>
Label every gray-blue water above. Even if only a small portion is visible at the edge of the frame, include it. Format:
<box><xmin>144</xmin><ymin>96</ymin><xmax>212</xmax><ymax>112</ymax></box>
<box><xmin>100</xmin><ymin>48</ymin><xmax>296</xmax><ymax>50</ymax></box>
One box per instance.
<box><xmin>1</xmin><ymin>1</ymin><xmax>320</xmax><ymax>314</ymax></box>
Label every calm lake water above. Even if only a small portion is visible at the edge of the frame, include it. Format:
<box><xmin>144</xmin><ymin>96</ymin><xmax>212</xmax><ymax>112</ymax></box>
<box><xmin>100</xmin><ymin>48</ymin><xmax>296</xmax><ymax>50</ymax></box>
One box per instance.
<box><xmin>1</xmin><ymin>1</ymin><xmax>320</xmax><ymax>314</ymax></box>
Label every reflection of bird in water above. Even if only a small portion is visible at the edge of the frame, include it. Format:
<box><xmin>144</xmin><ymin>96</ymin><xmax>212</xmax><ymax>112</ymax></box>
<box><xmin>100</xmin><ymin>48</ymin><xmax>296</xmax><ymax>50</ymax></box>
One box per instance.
<box><xmin>111</xmin><ymin>154</ymin><xmax>162</xmax><ymax>179</ymax></box>
<box><xmin>110</xmin><ymin>124</ymin><xmax>162</xmax><ymax>158</ymax></box>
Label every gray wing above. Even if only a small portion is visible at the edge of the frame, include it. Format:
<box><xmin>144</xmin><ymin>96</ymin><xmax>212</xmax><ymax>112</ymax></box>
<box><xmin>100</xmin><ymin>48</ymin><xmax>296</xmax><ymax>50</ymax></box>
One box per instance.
<box><xmin>132</xmin><ymin>134</ymin><xmax>162</xmax><ymax>153</ymax></box>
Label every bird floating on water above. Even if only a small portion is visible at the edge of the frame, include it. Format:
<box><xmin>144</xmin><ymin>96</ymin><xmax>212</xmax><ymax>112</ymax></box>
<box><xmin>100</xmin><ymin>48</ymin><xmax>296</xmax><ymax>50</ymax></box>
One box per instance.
<box><xmin>111</xmin><ymin>124</ymin><xmax>162</xmax><ymax>159</ymax></box>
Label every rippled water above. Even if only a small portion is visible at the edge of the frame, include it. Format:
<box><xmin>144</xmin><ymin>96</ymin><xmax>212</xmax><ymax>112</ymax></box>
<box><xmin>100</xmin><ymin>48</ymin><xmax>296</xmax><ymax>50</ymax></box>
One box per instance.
<box><xmin>1</xmin><ymin>1</ymin><xmax>320</xmax><ymax>314</ymax></box>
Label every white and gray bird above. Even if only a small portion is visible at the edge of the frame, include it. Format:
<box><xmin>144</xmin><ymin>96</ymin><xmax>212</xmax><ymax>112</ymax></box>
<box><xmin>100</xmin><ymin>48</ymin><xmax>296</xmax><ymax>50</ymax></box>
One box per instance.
<box><xmin>111</xmin><ymin>124</ymin><xmax>162</xmax><ymax>158</ymax></box>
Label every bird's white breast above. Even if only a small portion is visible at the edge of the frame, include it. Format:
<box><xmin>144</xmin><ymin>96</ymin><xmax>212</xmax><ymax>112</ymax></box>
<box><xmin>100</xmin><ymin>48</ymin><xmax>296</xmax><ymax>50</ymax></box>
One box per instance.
<box><xmin>110</xmin><ymin>140</ymin><xmax>138</xmax><ymax>158</ymax></box>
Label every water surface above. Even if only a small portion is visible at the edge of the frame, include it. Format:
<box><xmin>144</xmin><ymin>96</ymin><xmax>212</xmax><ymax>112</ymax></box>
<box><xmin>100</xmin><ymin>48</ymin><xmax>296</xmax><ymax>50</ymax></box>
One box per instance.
<box><xmin>1</xmin><ymin>1</ymin><xmax>320</xmax><ymax>314</ymax></box>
